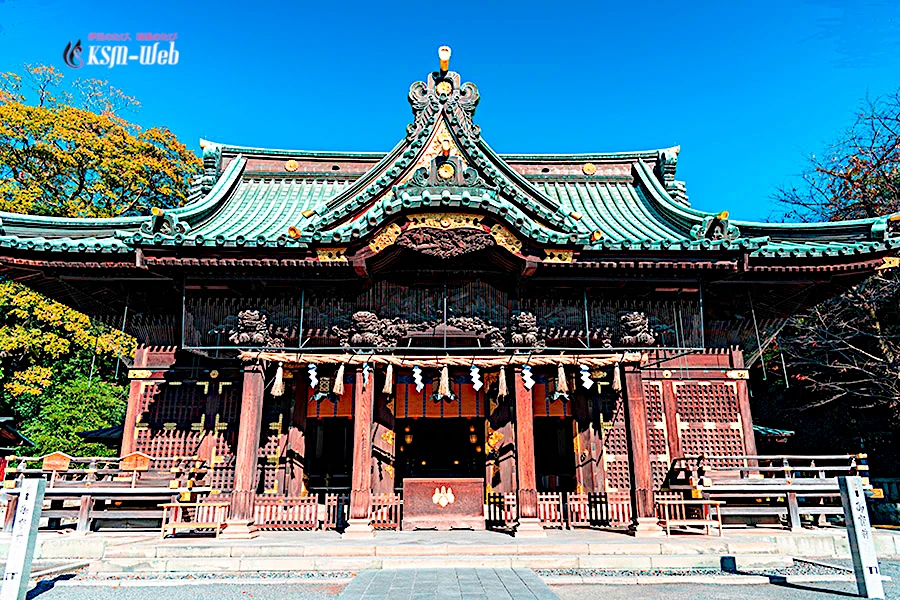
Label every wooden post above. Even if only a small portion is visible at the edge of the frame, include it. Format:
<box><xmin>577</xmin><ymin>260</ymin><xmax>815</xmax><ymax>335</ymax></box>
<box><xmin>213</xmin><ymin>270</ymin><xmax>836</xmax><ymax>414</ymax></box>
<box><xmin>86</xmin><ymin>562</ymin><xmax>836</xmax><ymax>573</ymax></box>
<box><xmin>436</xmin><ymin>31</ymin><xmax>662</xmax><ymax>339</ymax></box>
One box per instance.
<box><xmin>344</xmin><ymin>366</ymin><xmax>375</xmax><ymax>538</ymax></box>
<box><xmin>730</xmin><ymin>347</ymin><xmax>759</xmax><ymax>456</ymax></box>
<box><xmin>513</xmin><ymin>367</ymin><xmax>546</xmax><ymax>537</ymax></box>
<box><xmin>223</xmin><ymin>363</ymin><xmax>264</xmax><ymax>539</ymax></box>
<box><xmin>120</xmin><ymin>346</ymin><xmax>177</xmax><ymax>457</ymax></box>
<box><xmin>76</xmin><ymin>496</ymin><xmax>92</xmax><ymax>534</ymax></box>
<box><xmin>621</xmin><ymin>364</ymin><xmax>663</xmax><ymax>536</ymax></box>
<box><xmin>486</xmin><ymin>372</ymin><xmax>517</xmax><ymax>495</ymax></box>
<box><xmin>371</xmin><ymin>378</ymin><xmax>395</xmax><ymax>495</ymax></box>
<box><xmin>573</xmin><ymin>393</ymin><xmax>597</xmax><ymax>493</ymax></box>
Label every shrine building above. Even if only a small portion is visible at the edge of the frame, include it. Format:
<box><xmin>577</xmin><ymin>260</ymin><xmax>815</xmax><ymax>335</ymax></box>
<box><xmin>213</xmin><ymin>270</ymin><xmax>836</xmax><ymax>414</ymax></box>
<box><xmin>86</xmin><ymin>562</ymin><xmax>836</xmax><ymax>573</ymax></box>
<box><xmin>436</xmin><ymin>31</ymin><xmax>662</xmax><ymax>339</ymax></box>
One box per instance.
<box><xmin>1</xmin><ymin>48</ymin><xmax>898</xmax><ymax>537</ymax></box>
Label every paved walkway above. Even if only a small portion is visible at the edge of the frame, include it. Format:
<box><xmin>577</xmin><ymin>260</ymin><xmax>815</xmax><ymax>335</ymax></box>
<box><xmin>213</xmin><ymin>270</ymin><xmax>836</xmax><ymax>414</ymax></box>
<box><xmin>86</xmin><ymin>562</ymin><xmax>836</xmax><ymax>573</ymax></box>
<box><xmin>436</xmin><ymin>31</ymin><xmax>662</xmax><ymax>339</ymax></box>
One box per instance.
<box><xmin>339</xmin><ymin>568</ymin><xmax>559</xmax><ymax>599</ymax></box>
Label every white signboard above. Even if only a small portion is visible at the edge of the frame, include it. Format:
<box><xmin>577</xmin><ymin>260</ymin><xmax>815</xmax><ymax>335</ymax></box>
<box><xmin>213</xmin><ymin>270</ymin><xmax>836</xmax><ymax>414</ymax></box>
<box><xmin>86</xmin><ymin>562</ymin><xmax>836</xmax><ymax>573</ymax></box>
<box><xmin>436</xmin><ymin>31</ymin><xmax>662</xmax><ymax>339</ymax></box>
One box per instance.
<box><xmin>1</xmin><ymin>478</ymin><xmax>46</xmax><ymax>600</ymax></box>
<box><xmin>839</xmin><ymin>476</ymin><xmax>884</xmax><ymax>599</ymax></box>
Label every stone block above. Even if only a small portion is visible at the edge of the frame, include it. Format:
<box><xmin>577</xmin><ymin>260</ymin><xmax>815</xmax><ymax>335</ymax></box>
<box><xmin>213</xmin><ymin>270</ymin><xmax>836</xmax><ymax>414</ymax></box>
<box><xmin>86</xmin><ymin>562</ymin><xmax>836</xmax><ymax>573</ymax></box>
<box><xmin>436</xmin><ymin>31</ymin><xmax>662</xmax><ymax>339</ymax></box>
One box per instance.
<box><xmin>511</xmin><ymin>555</ymin><xmax>578</xmax><ymax>569</ymax></box>
<box><xmin>517</xmin><ymin>543</ymin><xmax>589</xmax><ymax>555</ymax></box>
<box><xmin>239</xmin><ymin>557</ymin><xmax>317</xmax><ymax>571</ymax></box>
<box><xmin>776</xmin><ymin>535</ymin><xmax>838</xmax><ymax>557</ymax></box>
<box><xmin>88</xmin><ymin>558</ymin><xmax>166</xmax><ymax>573</ymax></box>
<box><xmin>588</xmin><ymin>542</ymin><xmax>662</xmax><ymax>555</ymax></box>
<box><xmin>375</xmin><ymin>544</ymin><xmax>448</xmax><ymax>556</ymax></box>
<box><xmin>37</xmin><ymin>538</ymin><xmax>106</xmax><ymax>559</ymax></box>
<box><xmin>578</xmin><ymin>555</ymin><xmax>653</xmax><ymax>569</ymax></box>
<box><xmin>650</xmin><ymin>554</ymin><xmax>722</xmax><ymax>569</ymax></box>
<box><xmin>659</xmin><ymin>542</ymin><xmax>728</xmax><ymax>555</ymax></box>
<box><xmin>157</xmin><ymin>545</ymin><xmax>232</xmax><ymax>558</ymax></box>
<box><xmin>312</xmin><ymin>557</ymin><xmax>383</xmax><ymax>570</ymax></box>
<box><xmin>103</xmin><ymin>545</ymin><xmax>157</xmax><ymax>558</ymax></box>
<box><xmin>163</xmin><ymin>557</ymin><xmax>239</xmax><ymax>572</ymax></box>
<box><xmin>447</xmin><ymin>544</ymin><xmax>511</xmax><ymax>556</ymax></box>
<box><xmin>725</xmin><ymin>541</ymin><xmax>780</xmax><ymax>555</ymax></box>
<box><xmin>230</xmin><ymin>544</ymin><xmax>308</xmax><ymax>557</ymax></box>
<box><xmin>381</xmin><ymin>556</ymin><xmax>512</xmax><ymax>569</ymax></box>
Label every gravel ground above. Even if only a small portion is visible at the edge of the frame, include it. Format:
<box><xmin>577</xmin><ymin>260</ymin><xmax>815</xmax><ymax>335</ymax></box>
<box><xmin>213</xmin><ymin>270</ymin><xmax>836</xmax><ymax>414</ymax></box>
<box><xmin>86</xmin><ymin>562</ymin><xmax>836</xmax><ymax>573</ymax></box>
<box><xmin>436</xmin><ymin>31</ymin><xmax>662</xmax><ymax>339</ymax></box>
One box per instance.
<box><xmin>26</xmin><ymin>581</ymin><xmax>345</xmax><ymax>600</ymax></box>
<box><xmin>551</xmin><ymin>559</ymin><xmax>900</xmax><ymax>600</ymax></box>
<box><xmin>538</xmin><ymin>559</ymin><xmax>850</xmax><ymax>579</ymax></box>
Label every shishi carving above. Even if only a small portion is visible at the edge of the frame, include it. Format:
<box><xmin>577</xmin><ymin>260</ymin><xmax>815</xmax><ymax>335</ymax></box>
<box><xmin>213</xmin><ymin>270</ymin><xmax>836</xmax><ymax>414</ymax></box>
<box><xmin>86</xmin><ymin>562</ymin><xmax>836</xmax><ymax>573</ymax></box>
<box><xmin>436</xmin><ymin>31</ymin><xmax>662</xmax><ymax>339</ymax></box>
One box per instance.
<box><xmin>616</xmin><ymin>312</ymin><xmax>656</xmax><ymax>347</ymax></box>
<box><xmin>332</xmin><ymin>311</ymin><xmax>413</xmax><ymax>350</ymax></box>
<box><xmin>509</xmin><ymin>311</ymin><xmax>544</xmax><ymax>349</ymax></box>
<box><xmin>228</xmin><ymin>310</ymin><xmax>284</xmax><ymax>347</ymax></box>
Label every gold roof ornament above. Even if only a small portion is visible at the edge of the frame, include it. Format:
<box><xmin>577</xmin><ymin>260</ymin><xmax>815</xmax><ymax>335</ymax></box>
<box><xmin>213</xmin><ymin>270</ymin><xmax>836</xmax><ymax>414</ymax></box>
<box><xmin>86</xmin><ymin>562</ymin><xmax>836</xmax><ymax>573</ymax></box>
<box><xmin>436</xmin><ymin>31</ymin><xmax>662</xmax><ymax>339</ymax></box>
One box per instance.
<box><xmin>284</xmin><ymin>160</ymin><xmax>299</xmax><ymax>172</ymax></box>
<box><xmin>438</xmin><ymin>46</ymin><xmax>451</xmax><ymax>74</ymax></box>
<box><xmin>582</xmin><ymin>163</ymin><xmax>597</xmax><ymax>175</ymax></box>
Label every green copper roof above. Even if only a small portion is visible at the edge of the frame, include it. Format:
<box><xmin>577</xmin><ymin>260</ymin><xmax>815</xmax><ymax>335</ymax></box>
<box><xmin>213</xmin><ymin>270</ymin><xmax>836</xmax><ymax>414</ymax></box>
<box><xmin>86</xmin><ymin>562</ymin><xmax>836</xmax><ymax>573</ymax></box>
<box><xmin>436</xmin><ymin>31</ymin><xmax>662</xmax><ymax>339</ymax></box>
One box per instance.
<box><xmin>0</xmin><ymin>68</ymin><xmax>898</xmax><ymax>260</ymax></box>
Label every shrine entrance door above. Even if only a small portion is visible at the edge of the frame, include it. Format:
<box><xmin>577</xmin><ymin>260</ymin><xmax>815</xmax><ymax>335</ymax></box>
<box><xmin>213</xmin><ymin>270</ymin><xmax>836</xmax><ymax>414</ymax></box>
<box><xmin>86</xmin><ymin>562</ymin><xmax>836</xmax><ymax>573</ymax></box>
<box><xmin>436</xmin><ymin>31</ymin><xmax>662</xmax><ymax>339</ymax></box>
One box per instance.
<box><xmin>394</xmin><ymin>418</ymin><xmax>484</xmax><ymax>490</ymax></box>
<box><xmin>534</xmin><ymin>417</ymin><xmax>576</xmax><ymax>493</ymax></box>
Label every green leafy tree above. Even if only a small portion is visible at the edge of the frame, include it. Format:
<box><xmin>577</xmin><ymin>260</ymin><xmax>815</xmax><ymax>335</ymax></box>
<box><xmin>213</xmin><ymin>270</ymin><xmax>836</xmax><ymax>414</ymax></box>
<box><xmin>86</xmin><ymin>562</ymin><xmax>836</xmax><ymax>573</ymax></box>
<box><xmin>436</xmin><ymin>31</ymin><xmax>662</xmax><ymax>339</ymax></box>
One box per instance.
<box><xmin>20</xmin><ymin>377</ymin><xmax>128</xmax><ymax>457</ymax></box>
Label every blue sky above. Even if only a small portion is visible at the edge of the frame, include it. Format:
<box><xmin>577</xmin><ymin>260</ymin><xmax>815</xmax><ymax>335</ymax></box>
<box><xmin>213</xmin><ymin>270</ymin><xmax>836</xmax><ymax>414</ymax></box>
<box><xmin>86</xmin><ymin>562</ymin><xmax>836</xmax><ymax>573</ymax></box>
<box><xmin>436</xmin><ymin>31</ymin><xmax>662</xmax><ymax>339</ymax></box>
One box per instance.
<box><xmin>1</xmin><ymin>0</ymin><xmax>898</xmax><ymax>220</ymax></box>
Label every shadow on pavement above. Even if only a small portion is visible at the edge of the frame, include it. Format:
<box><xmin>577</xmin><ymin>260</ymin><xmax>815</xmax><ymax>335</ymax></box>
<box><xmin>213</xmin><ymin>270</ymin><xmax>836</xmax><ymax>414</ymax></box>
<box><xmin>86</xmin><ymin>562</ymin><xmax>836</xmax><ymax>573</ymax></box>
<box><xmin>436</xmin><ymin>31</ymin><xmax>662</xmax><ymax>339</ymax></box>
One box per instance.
<box><xmin>26</xmin><ymin>573</ymin><xmax>76</xmax><ymax>599</ymax></box>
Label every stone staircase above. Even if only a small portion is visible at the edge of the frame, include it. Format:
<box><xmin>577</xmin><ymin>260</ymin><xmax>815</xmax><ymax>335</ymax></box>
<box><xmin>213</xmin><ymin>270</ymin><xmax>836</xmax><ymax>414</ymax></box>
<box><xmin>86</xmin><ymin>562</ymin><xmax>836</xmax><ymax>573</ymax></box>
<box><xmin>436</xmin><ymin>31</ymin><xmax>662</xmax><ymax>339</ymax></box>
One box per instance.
<box><xmin>3</xmin><ymin>530</ymin><xmax>898</xmax><ymax>575</ymax></box>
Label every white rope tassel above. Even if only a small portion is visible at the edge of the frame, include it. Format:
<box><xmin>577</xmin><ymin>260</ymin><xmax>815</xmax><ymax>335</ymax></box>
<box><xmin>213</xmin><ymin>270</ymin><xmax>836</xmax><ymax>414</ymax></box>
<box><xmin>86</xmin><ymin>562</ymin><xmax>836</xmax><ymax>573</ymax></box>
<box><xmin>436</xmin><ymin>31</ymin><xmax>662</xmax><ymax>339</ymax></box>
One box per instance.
<box><xmin>382</xmin><ymin>363</ymin><xmax>394</xmax><ymax>395</ymax></box>
<box><xmin>498</xmin><ymin>367</ymin><xmax>508</xmax><ymax>398</ymax></box>
<box><xmin>612</xmin><ymin>362</ymin><xmax>622</xmax><ymax>392</ymax></box>
<box><xmin>271</xmin><ymin>362</ymin><xmax>285</xmax><ymax>397</ymax></box>
<box><xmin>438</xmin><ymin>365</ymin><xmax>451</xmax><ymax>398</ymax></box>
<box><xmin>333</xmin><ymin>364</ymin><xmax>345</xmax><ymax>396</ymax></box>
<box><xmin>557</xmin><ymin>364</ymin><xmax>568</xmax><ymax>394</ymax></box>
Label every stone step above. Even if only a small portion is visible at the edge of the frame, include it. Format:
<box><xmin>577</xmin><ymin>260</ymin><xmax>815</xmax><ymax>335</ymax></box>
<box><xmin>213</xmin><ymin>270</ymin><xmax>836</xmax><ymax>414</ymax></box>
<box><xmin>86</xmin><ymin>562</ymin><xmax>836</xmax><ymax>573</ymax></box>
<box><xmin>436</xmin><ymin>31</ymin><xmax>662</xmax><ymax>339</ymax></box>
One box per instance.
<box><xmin>87</xmin><ymin>552</ymin><xmax>793</xmax><ymax>574</ymax></box>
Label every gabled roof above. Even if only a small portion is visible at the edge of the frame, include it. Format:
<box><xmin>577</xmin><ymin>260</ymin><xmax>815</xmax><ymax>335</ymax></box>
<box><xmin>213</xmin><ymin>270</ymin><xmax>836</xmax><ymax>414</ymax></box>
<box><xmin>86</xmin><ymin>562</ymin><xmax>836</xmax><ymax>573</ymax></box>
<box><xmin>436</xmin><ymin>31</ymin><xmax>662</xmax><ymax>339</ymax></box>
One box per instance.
<box><xmin>0</xmin><ymin>64</ymin><xmax>898</xmax><ymax>264</ymax></box>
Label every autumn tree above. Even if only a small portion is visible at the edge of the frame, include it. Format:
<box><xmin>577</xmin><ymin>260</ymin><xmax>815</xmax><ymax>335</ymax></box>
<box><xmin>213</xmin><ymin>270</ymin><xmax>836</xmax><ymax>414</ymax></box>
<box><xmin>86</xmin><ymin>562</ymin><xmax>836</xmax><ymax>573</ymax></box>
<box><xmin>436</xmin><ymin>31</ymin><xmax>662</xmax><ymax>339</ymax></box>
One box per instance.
<box><xmin>765</xmin><ymin>90</ymin><xmax>900</xmax><ymax>471</ymax></box>
<box><xmin>0</xmin><ymin>65</ymin><xmax>200</xmax><ymax>455</ymax></box>
<box><xmin>0</xmin><ymin>64</ymin><xmax>201</xmax><ymax>217</ymax></box>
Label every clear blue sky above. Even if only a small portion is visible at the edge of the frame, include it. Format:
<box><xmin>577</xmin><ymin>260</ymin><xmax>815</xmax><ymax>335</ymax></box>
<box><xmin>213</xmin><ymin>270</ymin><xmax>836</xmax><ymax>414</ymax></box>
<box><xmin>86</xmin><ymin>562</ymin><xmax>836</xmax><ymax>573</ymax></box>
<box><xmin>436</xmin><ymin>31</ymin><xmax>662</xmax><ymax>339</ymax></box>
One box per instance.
<box><xmin>1</xmin><ymin>0</ymin><xmax>898</xmax><ymax>220</ymax></box>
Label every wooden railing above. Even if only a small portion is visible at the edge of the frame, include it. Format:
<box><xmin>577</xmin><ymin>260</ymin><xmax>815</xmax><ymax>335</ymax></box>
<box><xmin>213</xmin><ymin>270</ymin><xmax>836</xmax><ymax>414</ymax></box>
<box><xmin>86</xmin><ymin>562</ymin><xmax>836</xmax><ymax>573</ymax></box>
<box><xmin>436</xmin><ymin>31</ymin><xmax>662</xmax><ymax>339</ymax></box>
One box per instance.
<box><xmin>537</xmin><ymin>492</ymin><xmax>564</xmax><ymax>529</ymax></box>
<box><xmin>324</xmin><ymin>492</ymin><xmax>350</xmax><ymax>530</ymax></box>
<box><xmin>566</xmin><ymin>492</ymin><xmax>607</xmax><ymax>527</ymax></box>
<box><xmin>371</xmin><ymin>493</ymin><xmax>402</xmax><ymax>530</ymax></box>
<box><xmin>486</xmin><ymin>492</ymin><xmax>518</xmax><ymax>530</ymax></box>
<box><xmin>606</xmin><ymin>491</ymin><xmax>632</xmax><ymax>526</ymax></box>
<box><xmin>253</xmin><ymin>496</ymin><xmax>318</xmax><ymax>530</ymax></box>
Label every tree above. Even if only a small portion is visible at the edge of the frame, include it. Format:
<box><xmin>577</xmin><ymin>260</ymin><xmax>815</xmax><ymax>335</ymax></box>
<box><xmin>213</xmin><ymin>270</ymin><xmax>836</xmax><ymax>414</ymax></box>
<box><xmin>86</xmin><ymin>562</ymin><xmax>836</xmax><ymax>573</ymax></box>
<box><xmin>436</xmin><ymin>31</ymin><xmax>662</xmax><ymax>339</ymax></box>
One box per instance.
<box><xmin>0</xmin><ymin>64</ymin><xmax>199</xmax><ymax>455</ymax></box>
<box><xmin>0</xmin><ymin>64</ymin><xmax>201</xmax><ymax>217</ymax></box>
<box><xmin>21</xmin><ymin>377</ymin><xmax>127</xmax><ymax>457</ymax></box>
<box><xmin>771</xmin><ymin>90</ymin><xmax>900</xmax><ymax>472</ymax></box>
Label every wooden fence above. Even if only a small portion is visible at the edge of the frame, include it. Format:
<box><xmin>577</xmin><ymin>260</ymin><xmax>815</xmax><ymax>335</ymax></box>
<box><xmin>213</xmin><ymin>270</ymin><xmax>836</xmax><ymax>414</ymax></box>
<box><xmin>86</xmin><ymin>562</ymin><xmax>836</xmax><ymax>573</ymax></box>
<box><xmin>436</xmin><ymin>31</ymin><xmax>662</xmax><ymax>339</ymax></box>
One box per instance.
<box><xmin>253</xmin><ymin>496</ymin><xmax>318</xmax><ymax>530</ymax></box>
<box><xmin>371</xmin><ymin>493</ymin><xmax>402</xmax><ymax>530</ymax></box>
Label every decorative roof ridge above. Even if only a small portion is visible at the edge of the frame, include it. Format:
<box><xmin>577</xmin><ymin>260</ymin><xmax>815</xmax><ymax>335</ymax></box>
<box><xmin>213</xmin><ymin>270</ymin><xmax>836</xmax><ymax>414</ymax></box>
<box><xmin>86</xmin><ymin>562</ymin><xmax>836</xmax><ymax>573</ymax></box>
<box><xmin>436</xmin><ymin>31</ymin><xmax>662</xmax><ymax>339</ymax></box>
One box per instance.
<box><xmin>635</xmin><ymin>160</ymin><xmax>900</xmax><ymax>245</ymax></box>
<box><xmin>500</xmin><ymin>145</ymin><xmax>679</xmax><ymax>162</ymax></box>
<box><xmin>203</xmin><ymin>139</ymin><xmax>388</xmax><ymax>160</ymax></box>
<box><xmin>167</xmin><ymin>155</ymin><xmax>247</xmax><ymax>221</ymax></box>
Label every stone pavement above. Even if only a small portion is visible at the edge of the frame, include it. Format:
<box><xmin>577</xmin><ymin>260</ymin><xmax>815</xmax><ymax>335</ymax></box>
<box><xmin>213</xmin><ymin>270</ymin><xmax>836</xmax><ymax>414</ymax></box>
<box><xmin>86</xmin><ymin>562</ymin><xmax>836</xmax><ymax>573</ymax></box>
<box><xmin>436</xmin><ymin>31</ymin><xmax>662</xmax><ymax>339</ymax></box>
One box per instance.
<box><xmin>339</xmin><ymin>568</ymin><xmax>559</xmax><ymax>599</ymax></box>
